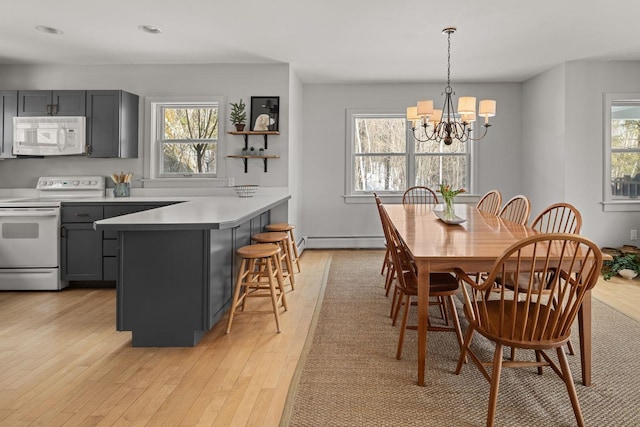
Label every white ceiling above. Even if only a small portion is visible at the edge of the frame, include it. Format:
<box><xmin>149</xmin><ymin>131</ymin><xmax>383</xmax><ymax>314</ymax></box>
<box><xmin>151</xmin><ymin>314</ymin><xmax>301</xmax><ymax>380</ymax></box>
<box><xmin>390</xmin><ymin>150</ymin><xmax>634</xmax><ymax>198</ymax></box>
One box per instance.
<box><xmin>2</xmin><ymin>0</ymin><xmax>640</xmax><ymax>84</ymax></box>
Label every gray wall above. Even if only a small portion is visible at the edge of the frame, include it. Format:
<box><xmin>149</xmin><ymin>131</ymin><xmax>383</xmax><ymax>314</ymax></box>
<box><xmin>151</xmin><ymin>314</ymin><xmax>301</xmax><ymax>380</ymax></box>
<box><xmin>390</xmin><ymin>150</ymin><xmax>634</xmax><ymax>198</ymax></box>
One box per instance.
<box><xmin>300</xmin><ymin>82</ymin><xmax>523</xmax><ymax>247</ymax></box>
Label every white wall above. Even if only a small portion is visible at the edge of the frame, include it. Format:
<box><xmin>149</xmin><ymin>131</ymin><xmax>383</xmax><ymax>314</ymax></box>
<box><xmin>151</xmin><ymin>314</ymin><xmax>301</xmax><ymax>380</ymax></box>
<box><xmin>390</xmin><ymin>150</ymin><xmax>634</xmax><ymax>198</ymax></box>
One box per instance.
<box><xmin>522</xmin><ymin>64</ymin><xmax>567</xmax><ymax>216</ymax></box>
<box><xmin>0</xmin><ymin>63</ymin><xmax>290</xmax><ymax>189</ymax></box>
<box><xmin>287</xmin><ymin>68</ymin><xmax>304</xmax><ymax>245</ymax></box>
<box><xmin>564</xmin><ymin>61</ymin><xmax>640</xmax><ymax>246</ymax></box>
<box><xmin>522</xmin><ymin>60</ymin><xmax>640</xmax><ymax>247</ymax></box>
<box><xmin>301</xmin><ymin>82</ymin><xmax>523</xmax><ymax>247</ymax></box>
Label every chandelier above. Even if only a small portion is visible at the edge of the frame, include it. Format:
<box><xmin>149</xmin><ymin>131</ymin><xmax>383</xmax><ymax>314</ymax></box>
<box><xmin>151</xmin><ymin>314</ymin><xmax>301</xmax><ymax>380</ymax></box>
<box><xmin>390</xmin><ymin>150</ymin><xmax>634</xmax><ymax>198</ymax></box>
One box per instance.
<box><xmin>407</xmin><ymin>27</ymin><xmax>496</xmax><ymax>145</ymax></box>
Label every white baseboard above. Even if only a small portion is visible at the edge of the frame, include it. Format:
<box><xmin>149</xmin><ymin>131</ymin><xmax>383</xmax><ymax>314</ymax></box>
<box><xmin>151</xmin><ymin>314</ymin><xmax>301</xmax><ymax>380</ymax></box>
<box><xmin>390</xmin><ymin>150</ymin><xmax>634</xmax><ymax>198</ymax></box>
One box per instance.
<box><xmin>301</xmin><ymin>236</ymin><xmax>385</xmax><ymax>249</ymax></box>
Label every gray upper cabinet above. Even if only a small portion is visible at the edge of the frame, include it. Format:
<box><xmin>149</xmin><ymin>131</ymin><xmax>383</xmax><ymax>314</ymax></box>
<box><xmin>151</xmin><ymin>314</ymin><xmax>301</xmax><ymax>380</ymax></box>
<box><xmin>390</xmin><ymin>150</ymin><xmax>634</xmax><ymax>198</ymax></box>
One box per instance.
<box><xmin>86</xmin><ymin>90</ymin><xmax>138</xmax><ymax>158</ymax></box>
<box><xmin>18</xmin><ymin>90</ymin><xmax>86</xmax><ymax>116</ymax></box>
<box><xmin>0</xmin><ymin>91</ymin><xmax>17</xmax><ymax>158</ymax></box>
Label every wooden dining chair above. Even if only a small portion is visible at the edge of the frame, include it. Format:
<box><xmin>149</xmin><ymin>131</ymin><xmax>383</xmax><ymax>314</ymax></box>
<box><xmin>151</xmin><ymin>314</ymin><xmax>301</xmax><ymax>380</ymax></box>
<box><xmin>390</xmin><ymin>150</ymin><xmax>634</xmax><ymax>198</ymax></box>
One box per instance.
<box><xmin>476</xmin><ymin>190</ymin><xmax>502</xmax><ymax>215</ymax></box>
<box><xmin>506</xmin><ymin>202</ymin><xmax>583</xmax><ymax>357</ymax></box>
<box><xmin>377</xmin><ymin>199</ymin><xmax>452</xmax><ymax>324</ymax></box>
<box><xmin>468</xmin><ymin>190</ymin><xmax>503</xmax><ymax>285</ymax></box>
<box><xmin>498</xmin><ymin>194</ymin><xmax>531</xmax><ymax>225</ymax></box>
<box><xmin>374</xmin><ymin>193</ymin><xmax>395</xmax><ymax>295</ymax></box>
<box><xmin>402</xmin><ymin>186</ymin><xmax>439</xmax><ymax>205</ymax></box>
<box><xmin>384</xmin><ymin>210</ymin><xmax>463</xmax><ymax>361</ymax></box>
<box><xmin>531</xmin><ymin>202</ymin><xmax>582</xmax><ymax>234</ymax></box>
<box><xmin>453</xmin><ymin>233</ymin><xmax>602</xmax><ymax>427</ymax></box>
<box><xmin>504</xmin><ymin>202</ymin><xmax>583</xmax><ymax>293</ymax></box>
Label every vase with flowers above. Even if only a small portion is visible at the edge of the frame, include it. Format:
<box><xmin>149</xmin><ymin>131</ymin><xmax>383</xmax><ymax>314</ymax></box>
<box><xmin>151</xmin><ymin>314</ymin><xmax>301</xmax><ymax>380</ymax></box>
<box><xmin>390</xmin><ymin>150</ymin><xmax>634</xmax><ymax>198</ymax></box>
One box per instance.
<box><xmin>438</xmin><ymin>183</ymin><xmax>465</xmax><ymax>220</ymax></box>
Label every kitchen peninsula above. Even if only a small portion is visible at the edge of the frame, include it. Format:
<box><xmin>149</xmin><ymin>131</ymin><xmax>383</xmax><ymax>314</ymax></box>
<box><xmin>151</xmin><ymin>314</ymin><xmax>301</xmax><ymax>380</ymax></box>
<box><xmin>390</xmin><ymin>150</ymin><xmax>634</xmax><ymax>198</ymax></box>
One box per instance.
<box><xmin>94</xmin><ymin>190</ymin><xmax>291</xmax><ymax>347</ymax></box>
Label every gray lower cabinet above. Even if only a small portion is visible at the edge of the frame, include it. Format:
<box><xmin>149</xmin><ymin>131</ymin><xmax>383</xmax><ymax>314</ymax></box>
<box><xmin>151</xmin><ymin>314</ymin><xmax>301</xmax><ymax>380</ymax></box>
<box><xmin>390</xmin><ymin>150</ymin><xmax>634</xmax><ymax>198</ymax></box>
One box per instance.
<box><xmin>62</xmin><ymin>202</ymin><xmax>176</xmax><ymax>282</ymax></box>
<box><xmin>86</xmin><ymin>90</ymin><xmax>138</xmax><ymax>158</ymax></box>
<box><xmin>60</xmin><ymin>205</ymin><xmax>104</xmax><ymax>281</ymax></box>
<box><xmin>0</xmin><ymin>91</ymin><xmax>17</xmax><ymax>158</ymax></box>
<box><xmin>18</xmin><ymin>90</ymin><xmax>86</xmax><ymax>116</ymax></box>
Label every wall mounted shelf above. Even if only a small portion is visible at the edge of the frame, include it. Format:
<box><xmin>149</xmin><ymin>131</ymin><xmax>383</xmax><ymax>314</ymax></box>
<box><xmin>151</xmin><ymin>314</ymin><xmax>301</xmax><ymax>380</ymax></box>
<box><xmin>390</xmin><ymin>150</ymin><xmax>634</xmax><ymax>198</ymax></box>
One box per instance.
<box><xmin>227</xmin><ymin>130</ymin><xmax>280</xmax><ymax>172</ymax></box>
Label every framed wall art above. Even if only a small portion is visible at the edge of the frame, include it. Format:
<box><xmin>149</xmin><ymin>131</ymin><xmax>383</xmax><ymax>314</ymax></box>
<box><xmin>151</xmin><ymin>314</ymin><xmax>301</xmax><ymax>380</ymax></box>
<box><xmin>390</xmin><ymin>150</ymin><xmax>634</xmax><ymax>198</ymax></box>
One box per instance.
<box><xmin>250</xmin><ymin>96</ymin><xmax>279</xmax><ymax>131</ymax></box>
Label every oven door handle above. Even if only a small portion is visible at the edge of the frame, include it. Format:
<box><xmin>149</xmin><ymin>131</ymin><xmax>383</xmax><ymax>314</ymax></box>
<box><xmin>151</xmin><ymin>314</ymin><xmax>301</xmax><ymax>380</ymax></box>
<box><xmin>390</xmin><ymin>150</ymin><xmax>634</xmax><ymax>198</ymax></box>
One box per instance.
<box><xmin>0</xmin><ymin>210</ymin><xmax>59</xmax><ymax>218</ymax></box>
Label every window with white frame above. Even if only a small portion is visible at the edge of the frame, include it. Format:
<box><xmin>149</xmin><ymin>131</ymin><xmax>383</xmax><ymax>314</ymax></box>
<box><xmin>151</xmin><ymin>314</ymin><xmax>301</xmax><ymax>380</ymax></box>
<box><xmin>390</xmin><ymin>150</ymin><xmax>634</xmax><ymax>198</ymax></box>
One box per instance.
<box><xmin>346</xmin><ymin>110</ymin><xmax>471</xmax><ymax>195</ymax></box>
<box><xmin>149</xmin><ymin>98</ymin><xmax>223</xmax><ymax>179</ymax></box>
<box><xmin>604</xmin><ymin>94</ymin><xmax>640</xmax><ymax>204</ymax></box>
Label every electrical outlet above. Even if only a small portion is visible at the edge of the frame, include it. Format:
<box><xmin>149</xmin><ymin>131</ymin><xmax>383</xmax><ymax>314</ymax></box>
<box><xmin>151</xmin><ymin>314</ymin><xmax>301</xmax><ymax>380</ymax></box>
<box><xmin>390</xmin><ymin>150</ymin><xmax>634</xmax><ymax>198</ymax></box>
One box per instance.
<box><xmin>631</xmin><ymin>229</ymin><xmax>638</xmax><ymax>241</ymax></box>
<box><xmin>227</xmin><ymin>177</ymin><xmax>234</xmax><ymax>187</ymax></box>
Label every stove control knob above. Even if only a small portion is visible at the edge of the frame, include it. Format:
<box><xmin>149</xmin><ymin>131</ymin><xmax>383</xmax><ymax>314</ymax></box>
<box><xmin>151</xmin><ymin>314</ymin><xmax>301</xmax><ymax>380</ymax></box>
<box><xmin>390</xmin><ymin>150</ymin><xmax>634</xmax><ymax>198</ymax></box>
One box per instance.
<box><xmin>82</xmin><ymin>180</ymin><xmax>90</xmax><ymax>185</ymax></box>
<box><xmin>73</xmin><ymin>180</ymin><xmax>80</xmax><ymax>186</ymax></box>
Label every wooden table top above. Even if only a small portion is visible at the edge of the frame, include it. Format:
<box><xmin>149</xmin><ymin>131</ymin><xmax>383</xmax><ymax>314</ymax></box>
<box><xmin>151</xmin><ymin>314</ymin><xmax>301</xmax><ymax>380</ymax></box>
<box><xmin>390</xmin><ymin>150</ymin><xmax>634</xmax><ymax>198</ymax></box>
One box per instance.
<box><xmin>384</xmin><ymin>203</ymin><xmax>540</xmax><ymax>262</ymax></box>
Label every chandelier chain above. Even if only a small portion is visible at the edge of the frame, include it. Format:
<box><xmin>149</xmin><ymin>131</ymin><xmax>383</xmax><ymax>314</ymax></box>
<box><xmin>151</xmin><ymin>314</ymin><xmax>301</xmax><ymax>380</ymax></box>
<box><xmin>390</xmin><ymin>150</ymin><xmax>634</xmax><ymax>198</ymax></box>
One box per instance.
<box><xmin>446</xmin><ymin>30</ymin><xmax>451</xmax><ymax>90</ymax></box>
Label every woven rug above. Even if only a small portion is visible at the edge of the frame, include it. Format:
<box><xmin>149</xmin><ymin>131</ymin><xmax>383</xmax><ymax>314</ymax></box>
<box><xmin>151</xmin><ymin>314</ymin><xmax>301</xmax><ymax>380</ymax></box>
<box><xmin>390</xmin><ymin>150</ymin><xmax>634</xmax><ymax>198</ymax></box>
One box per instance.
<box><xmin>281</xmin><ymin>250</ymin><xmax>640</xmax><ymax>426</ymax></box>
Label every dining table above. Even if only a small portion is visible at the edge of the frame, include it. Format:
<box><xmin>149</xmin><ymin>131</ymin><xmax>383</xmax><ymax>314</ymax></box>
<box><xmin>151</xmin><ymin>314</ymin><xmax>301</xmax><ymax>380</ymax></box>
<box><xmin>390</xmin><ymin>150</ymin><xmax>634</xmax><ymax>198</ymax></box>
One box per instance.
<box><xmin>383</xmin><ymin>203</ymin><xmax>595</xmax><ymax>387</ymax></box>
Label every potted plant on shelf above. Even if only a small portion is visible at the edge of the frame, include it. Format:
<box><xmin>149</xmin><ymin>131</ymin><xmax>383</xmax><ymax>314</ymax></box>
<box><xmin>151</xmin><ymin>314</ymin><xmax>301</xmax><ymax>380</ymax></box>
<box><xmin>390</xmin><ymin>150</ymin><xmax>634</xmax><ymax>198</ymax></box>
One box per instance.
<box><xmin>229</xmin><ymin>99</ymin><xmax>247</xmax><ymax>131</ymax></box>
<box><xmin>602</xmin><ymin>252</ymin><xmax>640</xmax><ymax>280</ymax></box>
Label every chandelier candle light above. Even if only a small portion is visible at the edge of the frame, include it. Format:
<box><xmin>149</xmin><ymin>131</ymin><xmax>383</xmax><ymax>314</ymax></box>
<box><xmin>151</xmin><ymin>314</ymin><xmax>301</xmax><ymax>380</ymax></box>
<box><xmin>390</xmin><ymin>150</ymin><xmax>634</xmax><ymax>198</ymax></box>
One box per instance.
<box><xmin>407</xmin><ymin>27</ymin><xmax>496</xmax><ymax>145</ymax></box>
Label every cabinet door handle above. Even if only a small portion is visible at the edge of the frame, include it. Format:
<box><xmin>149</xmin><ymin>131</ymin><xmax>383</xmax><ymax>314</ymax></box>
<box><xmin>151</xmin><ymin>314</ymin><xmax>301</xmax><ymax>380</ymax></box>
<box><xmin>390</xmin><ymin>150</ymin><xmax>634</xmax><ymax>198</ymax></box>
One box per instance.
<box><xmin>51</xmin><ymin>104</ymin><xmax>58</xmax><ymax>115</ymax></box>
<box><xmin>75</xmin><ymin>213</ymin><xmax>91</xmax><ymax>217</ymax></box>
<box><xmin>46</xmin><ymin>104</ymin><xmax>52</xmax><ymax>115</ymax></box>
<box><xmin>85</xmin><ymin>144</ymin><xmax>91</xmax><ymax>155</ymax></box>
<box><xmin>60</xmin><ymin>226</ymin><xmax>66</xmax><ymax>238</ymax></box>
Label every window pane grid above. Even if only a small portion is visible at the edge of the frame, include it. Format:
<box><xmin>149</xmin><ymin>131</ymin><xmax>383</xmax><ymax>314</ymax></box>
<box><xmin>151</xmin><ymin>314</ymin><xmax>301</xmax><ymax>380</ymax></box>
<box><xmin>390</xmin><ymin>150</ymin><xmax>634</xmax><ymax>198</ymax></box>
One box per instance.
<box><xmin>608</xmin><ymin>98</ymin><xmax>640</xmax><ymax>199</ymax></box>
<box><xmin>348</xmin><ymin>112</ymin><xmax>471</xmax><ymax>194</ymax></box>
<box><xmin>157</xmin><ymin>103</ymin><xmax>219</xmax><ymax>177</ymax></box>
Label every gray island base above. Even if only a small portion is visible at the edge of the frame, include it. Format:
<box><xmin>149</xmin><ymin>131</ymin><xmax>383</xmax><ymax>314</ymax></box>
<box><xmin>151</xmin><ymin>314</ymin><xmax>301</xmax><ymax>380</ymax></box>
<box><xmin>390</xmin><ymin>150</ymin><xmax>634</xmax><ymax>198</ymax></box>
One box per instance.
<box><xmin>95</xmin><ymin>192</ymin><xmax>291</xmax><ymax>347</ymax></box>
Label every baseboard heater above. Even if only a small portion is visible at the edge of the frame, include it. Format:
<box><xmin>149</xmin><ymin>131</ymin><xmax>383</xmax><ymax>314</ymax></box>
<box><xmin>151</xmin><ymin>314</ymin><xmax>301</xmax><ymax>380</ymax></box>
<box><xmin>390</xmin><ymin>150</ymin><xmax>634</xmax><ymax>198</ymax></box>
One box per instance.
<box><xmin>302</xmin><ymin>236</ymin><xmax>385</xmax><ymax>249</ymax></box>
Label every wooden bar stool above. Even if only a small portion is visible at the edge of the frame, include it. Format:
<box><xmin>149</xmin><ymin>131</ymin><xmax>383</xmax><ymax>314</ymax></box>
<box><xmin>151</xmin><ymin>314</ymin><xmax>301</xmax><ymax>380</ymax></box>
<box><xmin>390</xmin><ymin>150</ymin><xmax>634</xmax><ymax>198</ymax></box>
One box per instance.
<box><xmin>251</xmin><ymin>232</ymin><xmax>295</xmax><ymax>290</ymax></box>
<box><xmin>265</xmin><ymin>223</ymin><xmax>301</xmax><ymax>273</ymax></box>
<box><xmin>225</xmin><ymin>243</ymin><xmax>287</xmax><ymax>334</ymax></box>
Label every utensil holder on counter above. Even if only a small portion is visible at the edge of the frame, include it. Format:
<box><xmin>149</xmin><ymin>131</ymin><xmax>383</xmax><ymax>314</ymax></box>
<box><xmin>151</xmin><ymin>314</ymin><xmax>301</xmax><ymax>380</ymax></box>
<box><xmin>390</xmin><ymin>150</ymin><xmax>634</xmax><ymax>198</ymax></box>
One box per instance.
<box><xmin>113</xmin><ymin>182</ymin><xmax>130</xmax><ymax>197</ymax></box>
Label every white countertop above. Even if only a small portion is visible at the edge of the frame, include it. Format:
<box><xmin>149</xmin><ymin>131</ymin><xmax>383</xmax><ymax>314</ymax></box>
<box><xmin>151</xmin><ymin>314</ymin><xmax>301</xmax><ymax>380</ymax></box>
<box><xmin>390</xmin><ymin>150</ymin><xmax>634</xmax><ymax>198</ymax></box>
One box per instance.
<box><xmin>94</xmin><ymin>190</ymin><xmax>290</xmax><ymax>231</ymax></box>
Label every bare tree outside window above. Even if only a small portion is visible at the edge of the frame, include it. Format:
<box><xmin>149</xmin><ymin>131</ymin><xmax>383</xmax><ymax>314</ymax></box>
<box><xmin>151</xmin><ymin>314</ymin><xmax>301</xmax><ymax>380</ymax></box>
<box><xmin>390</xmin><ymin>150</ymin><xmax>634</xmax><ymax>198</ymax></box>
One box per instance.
<box><xmin>354</xmin><ymin>117</ymin><xmax>406</xmax><ymax>191</ymax></box>
<box><xmin>351</xmin><ymin>114</ymin><xmax>469</xmax><ymax>193</ymax></box>
<box><xmin>161</xmin><ymin>106</ymin><xmax>218</xmax><ymax>175</ymax></box>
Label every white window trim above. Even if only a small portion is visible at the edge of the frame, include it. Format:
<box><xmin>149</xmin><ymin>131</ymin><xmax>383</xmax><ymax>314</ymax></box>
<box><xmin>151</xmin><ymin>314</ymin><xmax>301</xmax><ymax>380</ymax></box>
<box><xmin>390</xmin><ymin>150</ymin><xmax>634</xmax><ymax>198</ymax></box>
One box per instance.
<box><xmin>344</xmin><ymin>108</ymin><xmax>477</xmax><ymax>203</ymax></box>
<box><xmin>143</xmin><ymin>96</ymin><xmax>227</xmax><ymax>186</ymax></box>
<box><xmin>602</xmin><ymin>93</ymin><xmax>640</xmax><ymax>212</ymax></box>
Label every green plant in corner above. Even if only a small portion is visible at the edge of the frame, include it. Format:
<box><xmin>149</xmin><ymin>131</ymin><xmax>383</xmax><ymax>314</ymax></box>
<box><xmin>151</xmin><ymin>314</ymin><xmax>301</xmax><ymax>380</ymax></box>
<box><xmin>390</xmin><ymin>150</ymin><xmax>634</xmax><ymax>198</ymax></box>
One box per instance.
<box><xmin>602</xmin><ymin>253</ymin><xmax>640</xmax><ymax>280</ymax></box>
<box><xmin>229</xmin><ymin>99</ymin><xmax>247</xmax><ymax>131</ymax></box>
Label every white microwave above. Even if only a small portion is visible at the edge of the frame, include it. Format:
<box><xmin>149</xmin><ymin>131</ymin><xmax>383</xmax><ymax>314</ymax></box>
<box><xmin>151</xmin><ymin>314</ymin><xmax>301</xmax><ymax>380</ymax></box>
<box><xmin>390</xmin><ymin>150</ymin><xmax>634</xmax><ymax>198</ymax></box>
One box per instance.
<box><xmin>13</xmin><ymin>116</ymin><xmax>86</xmax><ymax>156</ymax></box>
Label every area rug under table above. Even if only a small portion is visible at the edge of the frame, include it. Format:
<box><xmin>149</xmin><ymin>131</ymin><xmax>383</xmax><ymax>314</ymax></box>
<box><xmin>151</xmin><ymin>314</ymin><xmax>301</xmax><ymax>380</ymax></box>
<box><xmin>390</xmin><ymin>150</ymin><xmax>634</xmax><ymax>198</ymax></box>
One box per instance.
<box><xmin>282</xmin><ymin>250</ymin><xmax>640</xmax><ymax>426</ymax></box>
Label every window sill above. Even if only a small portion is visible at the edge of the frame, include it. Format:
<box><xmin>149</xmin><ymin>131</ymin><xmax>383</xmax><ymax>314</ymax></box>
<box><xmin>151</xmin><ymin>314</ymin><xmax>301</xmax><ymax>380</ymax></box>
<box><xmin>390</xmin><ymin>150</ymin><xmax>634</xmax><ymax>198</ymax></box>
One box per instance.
<box><xmin>601</xmin><ymin>200</ymin><xmax>640</xmax><ymax>212</ymax></box>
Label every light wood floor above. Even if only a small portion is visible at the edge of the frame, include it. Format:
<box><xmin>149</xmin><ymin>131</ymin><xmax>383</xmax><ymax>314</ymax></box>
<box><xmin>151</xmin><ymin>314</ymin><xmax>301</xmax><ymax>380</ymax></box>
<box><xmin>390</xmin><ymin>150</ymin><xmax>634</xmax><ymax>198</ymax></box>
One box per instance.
<box><xmin>0</xmin><ymin>250</ymin><xmax>638</xmax><ymax>426</ymax></box>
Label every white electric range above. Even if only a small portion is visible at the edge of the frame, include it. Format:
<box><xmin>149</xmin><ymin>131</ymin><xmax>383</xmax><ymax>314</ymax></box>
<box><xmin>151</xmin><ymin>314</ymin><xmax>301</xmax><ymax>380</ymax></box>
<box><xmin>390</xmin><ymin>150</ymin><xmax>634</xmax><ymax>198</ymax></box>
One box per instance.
<box><xmin>0</xmin><ymin>176</ymin><xmax>105</xmax><ymax>291</ymax></box>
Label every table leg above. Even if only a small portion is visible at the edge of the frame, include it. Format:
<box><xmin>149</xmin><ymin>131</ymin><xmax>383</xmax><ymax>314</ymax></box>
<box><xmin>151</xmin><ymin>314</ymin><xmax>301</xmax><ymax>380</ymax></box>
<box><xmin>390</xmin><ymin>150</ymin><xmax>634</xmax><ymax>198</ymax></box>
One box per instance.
<box><xmin>578</xmin><ymin>289</ymin><xmax>592</xmax><ymax>386</ymax></box>
<box><xmin>415</xmin><ymin>259</ymin><xmax>431</xmax><ymax>386</ymax></box>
